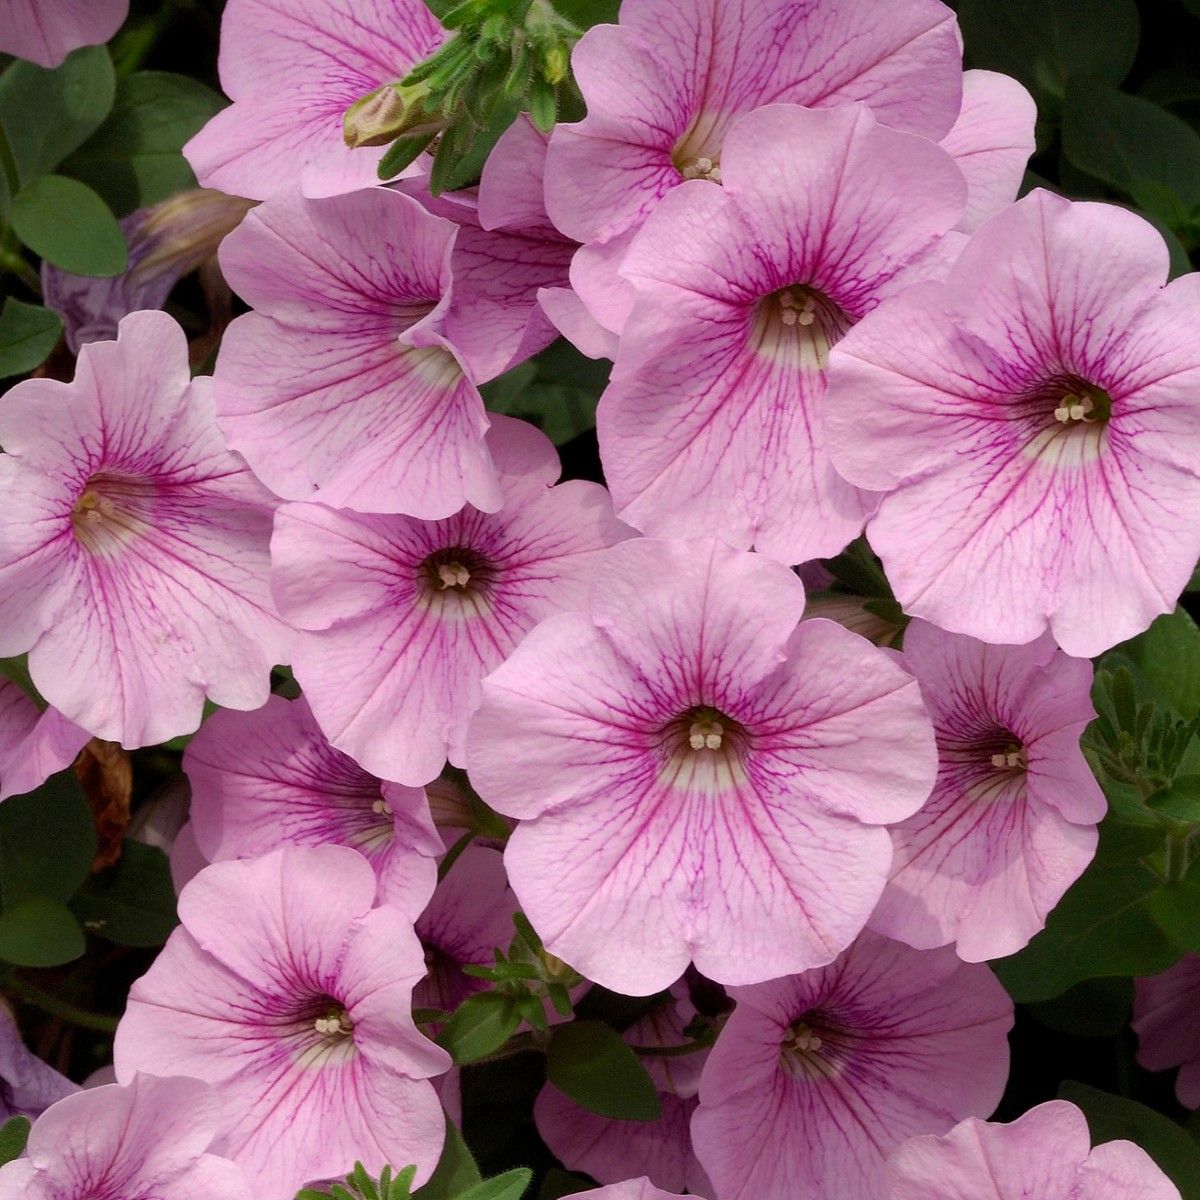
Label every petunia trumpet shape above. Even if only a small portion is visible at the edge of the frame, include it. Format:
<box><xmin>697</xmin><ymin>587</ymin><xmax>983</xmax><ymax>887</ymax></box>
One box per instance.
<box><xmin>0</xmin><ymin>680</ymin><xmax>88</xmax><ymax>802</ymax></box>
<box><xmin>0</xmin><ymin>1074</ymin><xmax>249</xmax><ymax>1200</ymax></box>
<box><xmin>1133</xmin><ymin>955</ymin><xmax>1200</xmax><ymax>1108</ymax></box>
<box><xmin>114</xmin><ymin>845</ymin><xmax>450</xmax><ymax>1199</ymax></box>
<box><xmin>544</xmin><ymin>0</ymin><xmax>962</xmax><ymax>249</ymax></box>
<box><xmin>184</xmin><ymin>694</ymin><xmax>442</xmax><ymax>918</ymax></box>
<box><xmin>183</xmin><ymin>0</ymin><xmax>444</xmax><ymax>199</ymax></box>
<box><xmin>273</xmin><ymin>415</ymin><xmax>629</xmax><ymax>785</ymax></box>
<box><xmin>597</xmin><ymin>103</ymin><xmax>966</xmax><ymax>564</ymax></box>
<box><xmin>825</xmin><ymin>189</ymin><xmax>1200</xmax><ymax>657</ymax></box>
<box><xmin>691</xmin><ymin>931</ymin><xmax>1013</xmax><ymax>1200</ymax></box>
<box><xmin>886</xmin><ymin>1099</ymin><xmax>1181</xmax><ymax>1200</ymax></box>
<box><xmin>0</xmin><ymin>311</ymin><xmax>289</xmax><ymax>747</ymax></box>
<box><xmin>869</xmin><ymin>621</ymin><xmax>1105</xmax><ymax>961</ymax></box>
<box><xmin>466</xmin><ymin>537</ymin><xmax>938</xmax><ymax>995</ymax></box>
<box><xmin>536</xmin><ymin>983</ymin><xmax>712</xmax><ymax>1195</ymax></box>
<box><xmin>215</xmin><ymin>185</ymin><xmax>497</xmax><ymax>518</ymax></box>
<box><xmin>0</xmin><ymin>0</ymin><xmax>128</xmax><ymax>68</ymax></box>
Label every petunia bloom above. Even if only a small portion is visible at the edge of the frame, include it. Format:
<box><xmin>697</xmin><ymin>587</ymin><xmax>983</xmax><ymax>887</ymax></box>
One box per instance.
<box><xmin>825</xmin><ymin>189</ymin><xmax>1200</xmax><ymax>657</ymax></box>
<box><xmin>184</xmin><ymin>694</ymin><xmax>442</xmax><ymax>919</ymax></box>
<box><xmin>562</xmin><ymin>1181</ymin><xmax>688</xmax><ymax>1200</ymax></box>
<box><xmin>869</xmin><ymin>620</ymin><xmax>1105</xmax><ymax>962</ymax></box>
<box><xmin>0</xmin><ymin>1074</ymin><xmax>248</xmax><ymax>1200</ymax></box>
<box><xmin>536</xmin><ymin>983</ymin><xmax>712</xmax><ymax>1195</ymax></box>
<box><xmin>0</xmin><ymin>680</ymin><xmax>88</xmax><ymax>802</ymax></box>
<box><xmin>0</xmin><ymin>0</ymin><xmax>128</xmax><ymax>68</ymax></box>
<box><xmin>0</xmin><ymin>311</ymin><xmax>289</xmax><ymax>747</ymax></box>
<box><xmin>1133</xmin><ymin>955</ymin><xmax>1200</xmax><ymax>1108</ymax></box>
<box><xmin>597</xmin><ymin>103</ymin><xmax>966</xmax><ymax>564</ymax></box>
<box><xmin>273</xmin><ymin>416</ymin><xmax>629</xmax><ymax>785</ymax></box>
<box><xmin>0</xmin><ymin>1007</ymin><xmax>77</xmax><ymax>1120</ymax></box>
<box><xmin>544</xmin><ymin>0</ymin><xmax>962</xmax><ymax>249</ymax></box>
<box><xmin>466</xmin><ymin>537</ymin><xmax>937</xmax><ymax>995</ymax></box>
<box><xmin>886</xmin><ymin>1099</ymin><xmax>1180</xmax><ymax>1200</ymax></box>
<box><xmin>184</xmin><ymin>0</ymin><xmax>444</xmax><ymax>199</ymax></box>
<box><xmin>215</xmin><ymin>185</ymin><xmax>498</xmax><ymax>518</ymax></box>
<box><xmin>692</xmin><ymin>931</ymin><xmax>1013</xmax><ymax>1200</ymax></box>
<box><xmin>114</xmin><ymin>845</ymin><xmax>450</xmax><ymax>1199</ymax></box>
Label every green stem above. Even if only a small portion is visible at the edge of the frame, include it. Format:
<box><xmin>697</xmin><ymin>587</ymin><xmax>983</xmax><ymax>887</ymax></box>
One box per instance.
<box><xmin>0</xmin><ymin>245</ymin><xmax>41</xmax><ymax>296</ymax></box>
<box><xmin>2</xmin><ymin>977</ymin><xmax>120</xmax><ymax>1035</ymax></box>
<box><xmin>437</xmin><ymin>831</ymin><xmax>473</xmax><ymax>882</ymax></box>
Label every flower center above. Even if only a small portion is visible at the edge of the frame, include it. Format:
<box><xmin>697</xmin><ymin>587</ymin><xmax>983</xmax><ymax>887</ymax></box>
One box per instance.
<box><xmin>989</xmin><ymin>742</ymin><xmax>1027</xmax><ymax>772</ymax></box>
<box><xmin>671</xmin><ymin>110</ymin><xmax>728</xmax><ymax>182</ymax></box>
<box><xmin>751</xmin><ymin>285</ymin><xmax>853</xmax><ymax>369</ymax></box>
<box><xmin>780</xmin><ymin>1012</ymin><xmax>852</xmax><ymax>1080</ymax></box>
<box><xmin>418</xmin><ymin>545</ymin><xmax>495</xmax><ymax>614</ymax></box>
<box><xmin>1051</xmin><ymin>380</ymin><xmax>1111</xmax><ymax>427</ymax></box>
<box><xmin>660</xmin><ymin>705</ymin><xmax>748</xmax><ymax>791</ymax></box>
<box><xmin>291</xmin><ymin>994</ymin><xmax>358</xmax><ymax>1069</ymax></box>
<box><xmin>70</xmin><ymin>473</ymin><xmax>156</xmax><ymax>556</ymax></box>
<box><xmin>313</xmin><ymin>1006</ymin><xmax>354</xmax><ymax>1038</ymax></box>
<box><xmin>679</xmin><ymin>154</ymin><xmax>722</xmax><ymax>183</ymax></box>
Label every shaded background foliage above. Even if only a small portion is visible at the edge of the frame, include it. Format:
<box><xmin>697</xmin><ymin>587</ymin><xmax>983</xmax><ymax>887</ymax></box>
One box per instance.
<box><xmin>4</xmin><ymin>0</ymin><xmax>1200</xmax><ymax>1196</ymax></box>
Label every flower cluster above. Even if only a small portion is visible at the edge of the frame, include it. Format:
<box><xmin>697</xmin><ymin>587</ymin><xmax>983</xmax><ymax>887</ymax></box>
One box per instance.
<box><xmin>2</xmin><ymin>1</ymin><xmax>1200</xmax><ymax>1200</ymax></box>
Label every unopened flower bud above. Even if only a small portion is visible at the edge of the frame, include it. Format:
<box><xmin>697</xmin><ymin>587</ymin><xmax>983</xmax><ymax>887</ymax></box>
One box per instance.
<box><xmin>343</xmin><ymin>81</ymin><xmax>442</xmax><ymax>149</ymax></box>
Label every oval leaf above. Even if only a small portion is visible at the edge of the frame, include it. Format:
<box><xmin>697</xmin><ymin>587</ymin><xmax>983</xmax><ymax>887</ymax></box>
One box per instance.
<box><xmin>0</xmin><ymin>770</ymin><xmax>96</xmax><ymax>907</ymax></box>
<box><xmin>435</xmin><ymin>991</ymin><xmax>522</xmax><ymax>1064</ymax></box>
<box><xmin>0</xmin><ymin>297</ymin><xmax>62</xmax><ymax>378</ymax></box>
<box><xmin>457</xmin><ymin>1169</ymin><xmax>533</xmax><ymax>1200</ymax></box>
<box><xmin>70</xmin><ymin>840</ymin><xmax>179</xmax><ymax>947</ymax></box>
<box><xmin>412</xmin><ymin>1117</ymin><xmax>482</xmax><ymax>1200</ymax></box>
<box><xmin>10</xmin><ymin>174</ymin><xmax>127</xmax><ymax>276</ymax></box>
<box><xmin>0</xmin><ymin>896</ymin><xmax>85</xmax><ymax>967</ymax></box>
<box><xmin>0</xmin><ymin>1116</ymin><xmax>30</xmax><ymax>1167</ymax></box>
<box><xmin>545</xmin><ymin>1020</ymin><xmax>662</xmax><ymax>1121</ymax></box>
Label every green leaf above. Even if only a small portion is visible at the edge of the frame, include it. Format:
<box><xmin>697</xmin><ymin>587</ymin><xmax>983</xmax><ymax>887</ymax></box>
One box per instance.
<box><xmin>537</xmin><ymin>1170</ymin><xmax>593</xmax><ymax>1200</ymax></box>
<box><xmin>412</xmin><ymin>1118</ymin><xmax>482</xmax><ymax>1200</ymax></box>
<box><xmin>0</xmin><ymin>46</ymin><xmax>115</xmax><ymax>183</ymax></box>
<box><xmin>1116</xmin><ymin>608</ymin><xmax>1200</xmax><ymax>720</ymax></box>
<box><xmin>456</xmin><ymin>1169</ymin><xmax>533</xmax><ymax>1200</ymax></box>
<box><xmin>1025</xmin><ymin>976</ymin><xmax>1134</xmax><ymax>1038</ymax></box>
<box><xmin>71</xmin><ymin>840</ymin><xmax>179</xmax><ymax>947</ymax></box>
<box><xmin>482</xmin><ymin>340</ymin><xmax>608</xmax><ymax>445</ymax></box>
<box><xmin>0</xmin><ymin>895</ymin><xmax>85</xmax><ymax>966</ymax></box>
<box><xmin>435</xmin><ymin>991</ymin><xmax>522</xmax><ymax>1063</ymax></box>
<box><xmin>550</xmin><ymin>0</ymin><xmax>621</xmax><ymax>26</ymax></box>
<box><xmin>1062</xmin><ymin>79</ymin><xmax>1200</xmax><ymax>226</ymax></box>
<box><xmin>60</xmin><ymin>71</ymin><xmax>225</xmax><ymax>215</ymax></box>
<box><xmin>958</xmin><ymin>0</ymin><xmax>1138</xmax><ymax>105</ymax></box>
<box><xmin>545</xmin><ymin>1020</ymin><xmax>662</xmax><ymax>1121</ymax></box>
<box><xmin>431</xmin><ymin>93</ymin><xmax>522</xmax><ymax>195</ymax></box>
<box><xmin>10</xmin><ymin>175</ymin><xmax>127</xmax><ymax>276</ymax></box>
<box><xmin>1149</xmin><ymin>776</ymin><xmax>1200</xmax><ymax>823</ymax></box>
<box><xmin>1059</xmin><ymin>1081</ymin><xmax>1200</xmax><ymax>1197</ymax></box>
<box><xmin>0</xmin><ymin>297</ymin><xmax>61</xmax><ymax>378</ymax></box>
<box><xmin>0</xmin><ymin>1116</ymin><xmax>30</xmax><ymax>1166</ymax></box>
<box><xmin>0</xmin><ymin>771</ymin><xmax>96</xmax><ymax>907</ymax></box>
<box><xmin>991</xmin><ymin>859</ymin><xmax>1179</xmax><ymax>1002</ymax></box>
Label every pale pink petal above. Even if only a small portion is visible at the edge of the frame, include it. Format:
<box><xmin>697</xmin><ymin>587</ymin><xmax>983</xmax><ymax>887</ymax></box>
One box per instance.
<box><xmin>0</xmin><ymin>681</ymin><xmax>89</xmax><ymax>802</ymax></box>
<box><xmin>0</xmin><ymin>0</ymin><xmax>128</xmax><ymax>67</ymax></box>
<box><xmin>1134</xmin><ymin>956</ymin><xmax>1200</xmax><ymax>1109</ymax></box>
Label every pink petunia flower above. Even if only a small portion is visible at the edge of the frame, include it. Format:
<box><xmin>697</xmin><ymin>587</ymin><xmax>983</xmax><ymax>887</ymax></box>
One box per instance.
<box><xmin>414</xmin><ymin>844</ymin><xmax>514</xmax><ymax>1016</ymax></box>
<box><xmin>563</xmin><ymin>1182</ymin><xmax>688</xmax><ymax>1200</ymax></box>
<box><xmin>215</xmin><ymin>185</ymin><xmax>498</xmax><ymax>518</ymax></box>
<box><xmin>535</xmin><ymin>983</ymin><xmax>712</xmax><ymax>1195</ymax></box>
<box><xmin>0</xmin><ymin>1074</ymin><xmax>248</xmax><ymax>1200</ymax></box>
<box><xmin>272</xmin><ymin>415</ymin><xmax>629</xmax><ymax>785</ymax></box>
<box><xmin>1133</xmin><ymin>955</ymin><xmax>1200</xmax><ymax>1108</ymax></box>
<box><xmin>466</xmin><ymin>537</ymin><xmax>937</xmax><ymax>995</ymax></box>
<box><xmin>544</xmin><ymin>0</ymin><xmax>962</xmax><ymax>250</ymax></box>
<box><xmin>0</xmin><ymin>311</ymin><xmax>289</xmax><ymax>748</ymax></box>
<box><xmin>596</xmin><ymin>103</ymin><xmax>966</xmax><ymax>564</ymax></box>
<box><xmin>941</xmin><ymin>70</ymin><xmax>1037</xmax><ymax>234</ymax></box>
<box><xmin>0</xmin><ymin>0</ymin><xmax>128</xmax><ymax>68</ymax></box>
<box><xmin>886</xmin><ymin>1099</ymin><xmax>1180</xmax><ymax>1200</ymax></box>
<box><xmin>869</xmin><ymin>620</ymin><xmax>1105</xmax><ymax>961</ymax></box>
<box><xmin>0</xmin><ymin>1006</ymin><xmax>77</xmax><ymax>1121</ymax></box>
<box><xmin>183</xmin><ymin>0</ymin><xmax>444</xmax><ymax>199</ymax></box>
<box><xmin>184</xmin><ymin>694</ymin><xmax>442</xmax><ymax>918</ymax></box>
<box><xmin>691</xmin><ymin>931</ymin><xmax>1013</xmax><ymax>1200</ymax></box>
<box><xmin>0</xmin><ymin>680</ymin><xmax>88</xmax><ymax>802</ymax></box>
<box><xmin>825</xmin><ymin>189</ymin><xmax>1200</xmax><ymax>657</ymax></box>
<box><xmin>113</xmin><ymin>846</ymin><xmax>450</xmax><ymax>1199</ymax></box>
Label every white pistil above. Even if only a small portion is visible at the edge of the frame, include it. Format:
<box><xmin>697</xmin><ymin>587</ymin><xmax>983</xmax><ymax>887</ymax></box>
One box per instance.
<box><xmin>437</xmin><ymin>562</ymin><xmax>471</xmax><ymax>590</ymax></box>
<box><xmin>688</xmin><ymin>719</ymin><xmax>724</xmax><ymax>751</ymax></box>
<box><xmin>314</xmin><ymin>1009</ymin><xmax>353</xmax><ymax>1037</ymax></box>
<box><xmin>991</xmin><ymin>747</ymin><xmax>1025</xmax><ymax>770</ymax></box>
<box><xmin>371</xmin><ymin>798</ymin><xmax>390</xmax><ymax>816</ymax></box>
<box><xmin>1053</xmin><ymin>393</ymin><xmax>1095</xmax><ymax>424</ymax></box>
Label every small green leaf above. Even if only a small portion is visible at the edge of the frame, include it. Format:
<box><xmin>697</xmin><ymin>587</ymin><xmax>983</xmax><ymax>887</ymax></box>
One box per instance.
<box><xmin>435</xmin><ymin>991</ymin><xmax>522</xmax><ymax>1063</ymax></box>
<box><xmin>545</xmin><ymin>1020</ymin><xmax>662</xmax><ymax>1121</ymax></box>
<box><xmin>0</xmin><ymin>770</ymin><xmax>96</xmax><ymax>908</ymax></box>
<box><xmin>456</xmin><ymin>1169</ymin><xmax>533</xmax><ymax>1200</ymax></box>
<box><xmin>1116</xmin><ymin>608</ymin><xmax>1200</xmax><ymax>720</ymax></box>
<box><xmin>60</xmin><ymin>71</ymin><xmax>226</xmax><ymax>215</ymax></box>
<box><xmin>1025</xmin><ymin>977</ymin><xmax>1134</xmax><ymax>1038</ymax></box>
<box><xmin>1059</xmin><ymin>1081</ymin><xmax>1200</xmax><ymax>1197</ymax></box>
<box><xmin>10</xmin><ymin>175</ymin><xmax>127</xmax><ymax>276</ymax></box>
<box><xmin>0</xmin><ymin>298</ymin><xmax>62</xmax><ymax>378</ymax></box>
<box><xmin>0</xmin><ymin>46</ymin><xmax>116</xmax><ymax>183</ymax></box>
<box><xmin>0</xmin><ymin>1116</ymin><xmax>30</xmax><ymax>1166</ymax></box>
<box><xmin>1149</xmin><ymin>776</ymin><xmax>1200</xmax><ymax>823</ymax></box>
<box><xmin>378</xmin><ymin>134</ymin><xmax>434</xmax><ymax>181</ymax></box>
<box><xmin>70</xmin><ymin>840</ymin><xmax>179</xmax><ymax>947</ymax></box>
<box><xmin>1062</xmin><ymin>79</ymin><xmax>1200</xmax><ymax>226</ymax></box>
<box><xmin>0</xmin><ymin>895</ymin><xmax>86</xmax><ymax>966</ymax></box>
<box><xmin>412</xmin><ymin>1118</ymin><xmax>482</xmax><ymax>1200</ymax></box>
